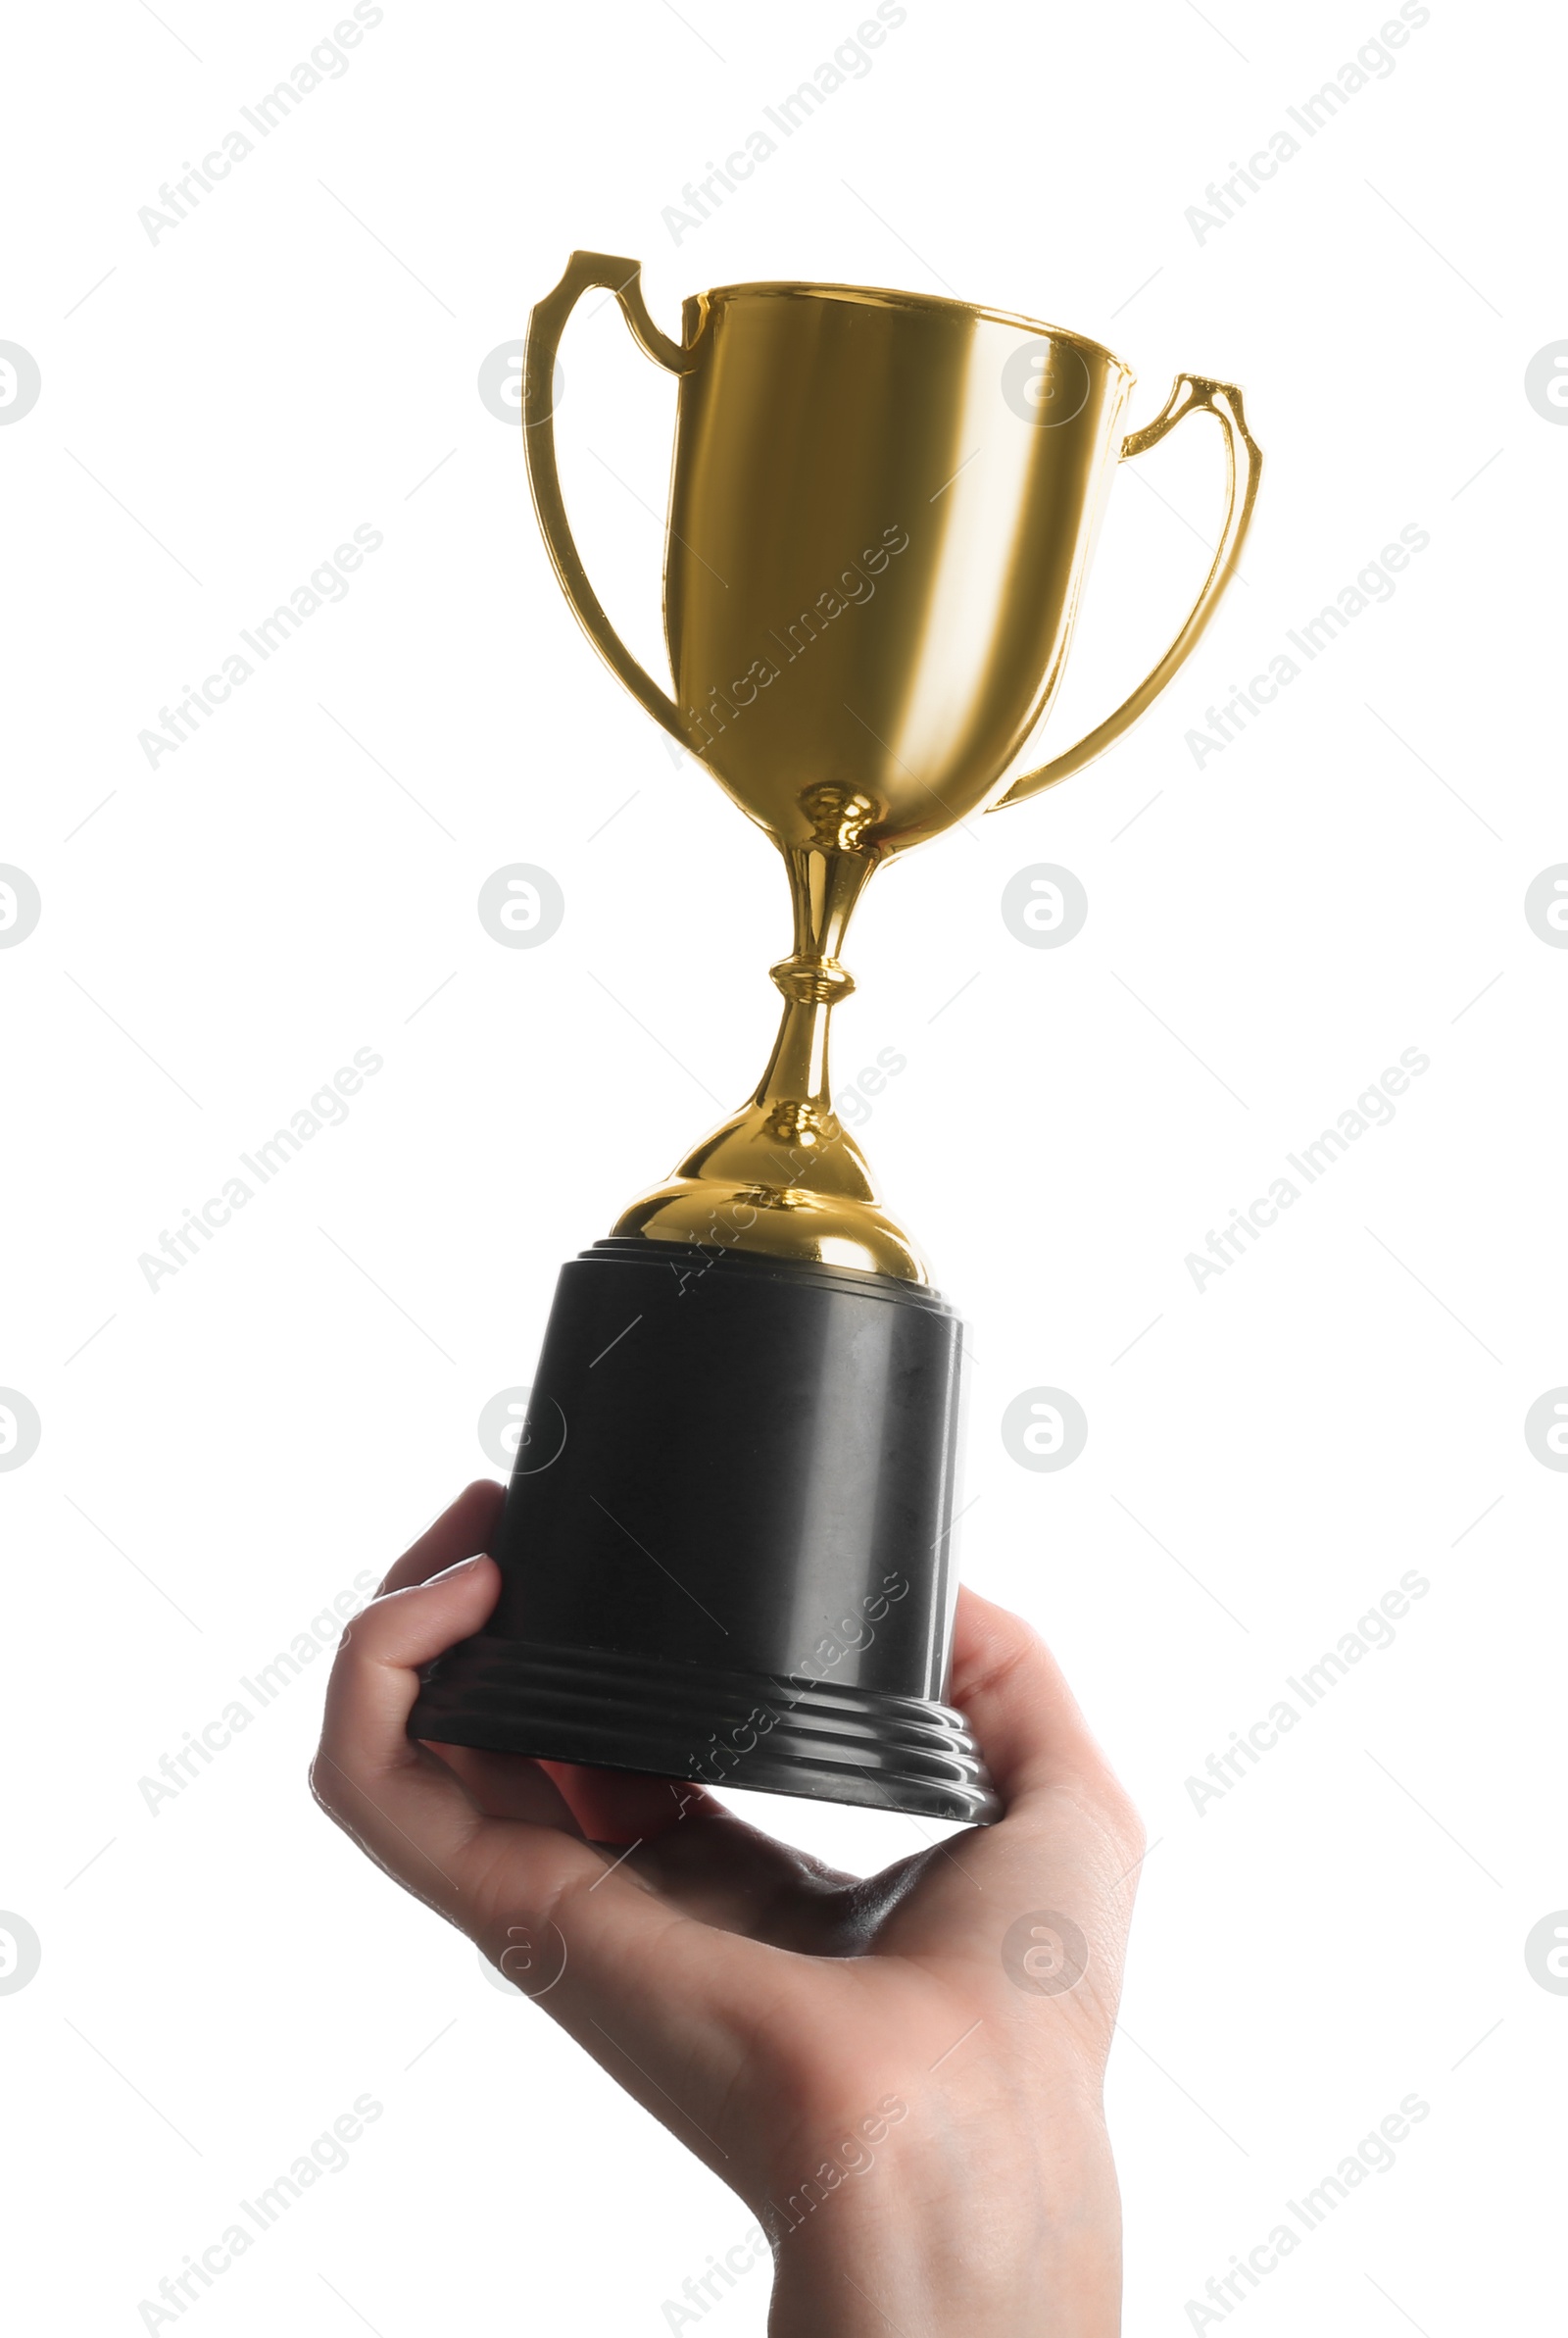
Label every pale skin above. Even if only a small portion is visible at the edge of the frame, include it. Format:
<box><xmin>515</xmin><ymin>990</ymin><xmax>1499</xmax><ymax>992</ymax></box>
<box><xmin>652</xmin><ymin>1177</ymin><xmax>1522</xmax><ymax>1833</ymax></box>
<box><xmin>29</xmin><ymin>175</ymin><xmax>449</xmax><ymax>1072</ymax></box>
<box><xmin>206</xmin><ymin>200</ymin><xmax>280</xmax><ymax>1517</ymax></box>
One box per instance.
<box><xmin>311</xmin><ymin>1480</ymin><xmax>1145</xmax><ymax>2335</ymax></box>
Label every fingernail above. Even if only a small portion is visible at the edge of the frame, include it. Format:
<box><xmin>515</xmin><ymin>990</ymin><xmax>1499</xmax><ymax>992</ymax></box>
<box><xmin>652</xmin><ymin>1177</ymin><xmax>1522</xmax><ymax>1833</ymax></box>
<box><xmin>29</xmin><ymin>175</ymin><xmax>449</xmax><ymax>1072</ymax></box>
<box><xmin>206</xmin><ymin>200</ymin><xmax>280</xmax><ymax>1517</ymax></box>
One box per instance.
<box><xmin>429</xmin><ymin>1554</ymin><xmax>485</xmax><ymax>1582</ymax></box>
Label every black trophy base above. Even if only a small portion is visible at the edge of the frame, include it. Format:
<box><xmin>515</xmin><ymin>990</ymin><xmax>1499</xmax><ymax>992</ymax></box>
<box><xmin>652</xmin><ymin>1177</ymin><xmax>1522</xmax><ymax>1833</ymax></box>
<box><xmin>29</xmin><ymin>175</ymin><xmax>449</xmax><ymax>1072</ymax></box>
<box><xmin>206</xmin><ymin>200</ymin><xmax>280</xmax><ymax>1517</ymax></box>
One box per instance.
<box><xmin>411</xmin><ymin>1237</ymin><xmax>1000</xmax><ymax>1826</ymax></box>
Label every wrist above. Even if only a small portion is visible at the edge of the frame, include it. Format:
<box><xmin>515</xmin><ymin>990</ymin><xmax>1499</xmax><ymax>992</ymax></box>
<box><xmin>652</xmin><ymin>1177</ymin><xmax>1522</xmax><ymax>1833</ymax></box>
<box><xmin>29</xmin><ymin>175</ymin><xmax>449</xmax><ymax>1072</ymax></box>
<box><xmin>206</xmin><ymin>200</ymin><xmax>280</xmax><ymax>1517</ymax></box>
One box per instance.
<box><xmin>764</xmin><ymin>2103</ymin><xmax>1122</xmax><ymax>2337</ymax></box>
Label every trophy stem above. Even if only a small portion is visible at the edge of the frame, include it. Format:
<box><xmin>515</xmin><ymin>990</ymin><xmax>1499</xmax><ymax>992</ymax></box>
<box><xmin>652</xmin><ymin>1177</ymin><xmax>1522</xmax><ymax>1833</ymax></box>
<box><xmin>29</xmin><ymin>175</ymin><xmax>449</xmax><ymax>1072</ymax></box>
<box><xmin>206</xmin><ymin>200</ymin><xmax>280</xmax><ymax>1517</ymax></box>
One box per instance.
<box><xmin>755</xmin><ymin>842</ymin><xmax>875</xmax><ymax>1125</ymax></box>
<box><xmin>608</xmin><ymin>817</ymin><xmax>925</xmax><ymax>1279</ymax></box>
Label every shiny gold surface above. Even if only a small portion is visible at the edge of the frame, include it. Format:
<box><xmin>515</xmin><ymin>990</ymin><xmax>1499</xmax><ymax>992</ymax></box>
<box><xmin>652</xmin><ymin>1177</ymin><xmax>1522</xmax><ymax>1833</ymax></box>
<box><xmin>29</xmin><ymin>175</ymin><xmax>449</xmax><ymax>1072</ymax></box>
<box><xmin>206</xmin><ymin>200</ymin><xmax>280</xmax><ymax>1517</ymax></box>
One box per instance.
<box><xmin>524</xmin><ymin>252</ymin><xmax>1260</xmax><ymax>1279</ymax></box>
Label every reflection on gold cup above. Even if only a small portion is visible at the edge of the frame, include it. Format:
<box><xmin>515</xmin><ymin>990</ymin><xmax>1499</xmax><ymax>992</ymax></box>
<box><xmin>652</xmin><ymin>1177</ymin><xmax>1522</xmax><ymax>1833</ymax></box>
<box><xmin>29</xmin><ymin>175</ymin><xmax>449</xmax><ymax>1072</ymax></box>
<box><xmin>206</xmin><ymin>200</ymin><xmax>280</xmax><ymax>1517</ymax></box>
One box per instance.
<box><xmin>526</xmin><ymin>255</ymin><xmax>1260</xmax><ymax>1279</ymax></box>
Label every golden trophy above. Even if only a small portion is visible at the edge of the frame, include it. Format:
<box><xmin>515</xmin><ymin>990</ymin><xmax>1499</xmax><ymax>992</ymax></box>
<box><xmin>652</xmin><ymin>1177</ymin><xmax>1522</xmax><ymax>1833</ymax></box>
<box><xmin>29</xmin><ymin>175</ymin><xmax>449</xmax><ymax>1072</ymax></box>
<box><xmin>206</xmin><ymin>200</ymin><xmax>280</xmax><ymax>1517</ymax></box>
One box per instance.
<box><xmin>411</xmin><ymin>254</ymin><xmax>1260</xmax><ymax>1820</ymax></box>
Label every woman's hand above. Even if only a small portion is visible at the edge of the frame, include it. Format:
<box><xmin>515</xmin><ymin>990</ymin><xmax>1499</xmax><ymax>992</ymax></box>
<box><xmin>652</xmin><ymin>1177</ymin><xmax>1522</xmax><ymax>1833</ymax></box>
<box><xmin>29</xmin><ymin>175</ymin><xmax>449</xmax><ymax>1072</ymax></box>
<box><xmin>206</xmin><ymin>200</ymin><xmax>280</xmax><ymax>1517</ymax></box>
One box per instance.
<box><xmin>311</xmin><ymin>1481</ymin><xmax>1144</xmax><ymax>2336</ymax></box>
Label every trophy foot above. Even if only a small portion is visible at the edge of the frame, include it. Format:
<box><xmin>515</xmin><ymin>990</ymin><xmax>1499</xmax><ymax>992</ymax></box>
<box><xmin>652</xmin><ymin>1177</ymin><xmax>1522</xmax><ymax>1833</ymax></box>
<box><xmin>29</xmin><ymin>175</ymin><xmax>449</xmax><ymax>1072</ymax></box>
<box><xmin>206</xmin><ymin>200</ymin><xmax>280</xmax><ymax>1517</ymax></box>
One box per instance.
<box><xmin>410</xmin><ymin>1237</ymin><xmax>1000</xmax><ymax>1824</ymax></box>
<box><xmin>612</xmin><ymin>1169</ymin><xmax>927</xmax><ymax>1282</ymax></box>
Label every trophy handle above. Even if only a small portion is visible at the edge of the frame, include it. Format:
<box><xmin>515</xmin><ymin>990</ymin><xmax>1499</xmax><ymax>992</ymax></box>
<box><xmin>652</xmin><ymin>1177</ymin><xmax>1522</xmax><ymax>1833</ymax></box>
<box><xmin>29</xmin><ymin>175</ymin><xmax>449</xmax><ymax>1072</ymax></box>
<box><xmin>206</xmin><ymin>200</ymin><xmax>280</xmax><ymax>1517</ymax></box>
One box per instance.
<box><xmin>991</xmin><ymin>375</ymin><xmax>1262</xmax><ymax>810</ymax></box>
<box><xmin>522</xmin><ymin>250</ymin><xmax>700</xmax><ymax>745</ymax></box>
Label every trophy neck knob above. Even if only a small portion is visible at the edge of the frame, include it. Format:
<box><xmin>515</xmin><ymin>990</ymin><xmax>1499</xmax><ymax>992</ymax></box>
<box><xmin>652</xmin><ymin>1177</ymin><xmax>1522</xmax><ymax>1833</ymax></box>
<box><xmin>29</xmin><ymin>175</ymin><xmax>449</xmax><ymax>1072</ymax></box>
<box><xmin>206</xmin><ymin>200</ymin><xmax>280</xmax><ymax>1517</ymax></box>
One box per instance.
<box><xmin>768</xmin><ymin>957</ymin><xmax>856</xmax><ymax>1007</ymax></box>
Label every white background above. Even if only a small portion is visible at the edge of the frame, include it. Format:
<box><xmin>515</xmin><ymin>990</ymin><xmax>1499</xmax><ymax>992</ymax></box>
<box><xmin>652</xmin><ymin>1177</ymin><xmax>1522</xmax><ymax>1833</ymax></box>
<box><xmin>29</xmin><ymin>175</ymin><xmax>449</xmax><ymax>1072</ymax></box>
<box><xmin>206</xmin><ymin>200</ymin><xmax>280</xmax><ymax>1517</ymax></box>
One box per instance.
<box><xmin>3</xmin><ymin>1</ymin><xmax>1564</xmax><ymax>2330</ymax></box>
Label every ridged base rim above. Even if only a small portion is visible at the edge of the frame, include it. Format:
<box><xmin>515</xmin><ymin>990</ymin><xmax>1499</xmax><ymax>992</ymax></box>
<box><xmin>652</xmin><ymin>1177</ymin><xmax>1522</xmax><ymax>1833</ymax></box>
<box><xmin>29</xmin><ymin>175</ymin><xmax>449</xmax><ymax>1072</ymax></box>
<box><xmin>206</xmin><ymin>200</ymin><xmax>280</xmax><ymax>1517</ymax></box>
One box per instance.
<box><xmin>410</xmin><ymin>1634</ymin><xmax>1001</xmax><ymax>1825</ymax></box>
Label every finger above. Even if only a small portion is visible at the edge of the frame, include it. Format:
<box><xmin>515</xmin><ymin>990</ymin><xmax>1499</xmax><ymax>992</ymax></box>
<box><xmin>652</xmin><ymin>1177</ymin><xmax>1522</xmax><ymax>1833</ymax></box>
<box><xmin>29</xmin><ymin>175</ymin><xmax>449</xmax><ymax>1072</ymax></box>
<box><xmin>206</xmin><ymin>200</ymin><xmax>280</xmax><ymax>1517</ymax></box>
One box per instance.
<box><xmin>624</xmin><ymin>1796</ymin><xmax>861</xmax><ymax>1951</ymax></box>
<box><xmin>428</xmin><ymin>1750</ymin><xmax>714</xmax><ymax>1836</ymax></box>
<box><xmin>313</xmin><ymin>1554</ymin><xmax>782</xmax><ymax>2060</ymax></box>
<box><xmin>534</xmin><ymin>1762</ymin><xmax>716</xmax><ymax>1844</ymax></box>
<box><xmin>379</xmin><ymin>1479</ymin><xmax>506</xmax><ymax>1596</ymax></box>
<box><xmin>950</xmin><ymin>1586</ymin><xmax>1137</xmax><ymax>1833</ymax></box>
<box><xmin>449</xmin><ymin>1753</ymin><xmax>858</xmax><ymax>1947</ymax></box>
<box><xmin>422</xmin><ymin>1745</ymin><xmax>597</xmax><ymax>1829</ymax></box>
<box><xmin>315</xmin><ymin>1556</ymin><xmax>584</xmax><ymax>1905</ymax></box>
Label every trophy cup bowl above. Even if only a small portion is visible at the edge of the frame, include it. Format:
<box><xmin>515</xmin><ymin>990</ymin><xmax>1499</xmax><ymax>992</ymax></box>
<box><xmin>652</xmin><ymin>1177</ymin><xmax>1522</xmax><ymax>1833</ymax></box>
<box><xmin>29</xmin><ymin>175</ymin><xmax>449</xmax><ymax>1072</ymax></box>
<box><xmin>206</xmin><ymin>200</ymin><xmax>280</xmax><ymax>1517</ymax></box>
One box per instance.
<box><xmin>409</xmin><ymin>255</ymin><xmax>1260</xmax><ymax>1821</ymax></box>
